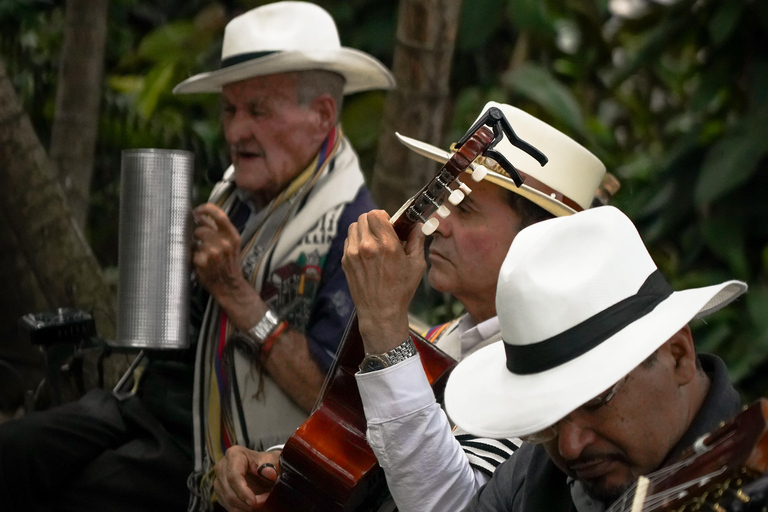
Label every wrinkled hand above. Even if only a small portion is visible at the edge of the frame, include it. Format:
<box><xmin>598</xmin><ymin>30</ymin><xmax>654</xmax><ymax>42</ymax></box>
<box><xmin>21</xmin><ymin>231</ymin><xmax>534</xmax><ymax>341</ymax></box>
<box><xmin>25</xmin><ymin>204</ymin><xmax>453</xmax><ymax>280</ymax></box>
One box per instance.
<box><xmin>192</xmin><ymin>204</ymin><xmax>269</xmax><ymax>331</ymax></box>
<box><xmin>342</xmin><ymin>210</ymin><xmax>426</xmax><ymax>354</ymax></box>
<box><xmin>214</xmin><ymin>446</ymin><xmax>281</xmax><ymax>511</ymax></box>
<box><xmin>192</xmin><ymin>203</ymin><xmax>245</xmax><ymax>298</ymax></box>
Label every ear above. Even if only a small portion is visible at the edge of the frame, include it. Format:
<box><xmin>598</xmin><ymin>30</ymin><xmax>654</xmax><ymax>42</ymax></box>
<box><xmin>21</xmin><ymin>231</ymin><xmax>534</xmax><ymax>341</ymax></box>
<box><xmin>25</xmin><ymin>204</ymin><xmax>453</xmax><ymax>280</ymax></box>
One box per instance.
<box><xmin>666</xmin><ymin>324</ymin><xmax>698</xmax><ymax>386</ymax></box>
<box><xmin>310</xmin><ymin>94</ymin><xmax>337</xmax><ymax>138</ymax></box>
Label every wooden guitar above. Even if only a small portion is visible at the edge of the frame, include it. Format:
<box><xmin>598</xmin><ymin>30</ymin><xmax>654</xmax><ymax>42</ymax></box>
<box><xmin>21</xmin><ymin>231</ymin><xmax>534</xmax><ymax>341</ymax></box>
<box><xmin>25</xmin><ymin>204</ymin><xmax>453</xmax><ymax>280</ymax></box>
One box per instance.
<box><xmin>607</xmin><ymin>398</ymin><xmax>768</xmax><ymax>512</ymax></box>
<box><xmin>259</xmin><ymin>108</ymin><xmax>548</xmax><ymax>511</ymax></box>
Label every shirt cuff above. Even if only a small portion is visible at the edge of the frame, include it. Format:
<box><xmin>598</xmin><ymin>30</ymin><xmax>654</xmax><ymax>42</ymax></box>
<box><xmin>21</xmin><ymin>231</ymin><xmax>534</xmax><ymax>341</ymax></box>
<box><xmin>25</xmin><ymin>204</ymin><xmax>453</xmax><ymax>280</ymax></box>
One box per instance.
<box><xmin>355</xmin><ymin>355</ymin><xmax>435</xmax><ymax>423</ymax></box>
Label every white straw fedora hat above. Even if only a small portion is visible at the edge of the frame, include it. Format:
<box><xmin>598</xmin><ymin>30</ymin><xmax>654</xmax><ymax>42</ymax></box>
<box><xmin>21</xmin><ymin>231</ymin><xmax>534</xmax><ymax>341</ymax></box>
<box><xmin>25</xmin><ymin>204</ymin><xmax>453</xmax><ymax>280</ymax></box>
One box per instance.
<box><xmin>444</xmin><ymin>206</ymin><xmax>747</xmax><ymax>439</ymax></box>
<box><xmin>396</xmin><ymin>102</ymin><xmax>606</xmax><ymax>217</ymax></box>
<box><xmin>173</xmin><ymin>1</ymin><xmax>395</xmax><ymax>95</ymax></box>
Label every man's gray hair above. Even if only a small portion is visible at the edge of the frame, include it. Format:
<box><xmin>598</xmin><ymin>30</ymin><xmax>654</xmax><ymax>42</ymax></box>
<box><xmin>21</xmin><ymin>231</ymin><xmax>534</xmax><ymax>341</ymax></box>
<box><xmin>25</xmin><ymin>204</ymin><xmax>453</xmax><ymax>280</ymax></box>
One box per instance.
<box><xmin>294</xmin><ymin>70</ymin><xmax>345</xmax><ymax>119</ymax></box>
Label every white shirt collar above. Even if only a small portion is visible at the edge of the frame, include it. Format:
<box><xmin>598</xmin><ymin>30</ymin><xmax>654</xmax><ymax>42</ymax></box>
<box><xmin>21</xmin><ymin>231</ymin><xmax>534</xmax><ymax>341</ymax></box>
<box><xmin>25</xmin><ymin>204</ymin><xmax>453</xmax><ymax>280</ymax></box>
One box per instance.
<box><xmin>458</xmin><ymin>315</ymin><xmax>500</xmax><ymax>354</ymax></box>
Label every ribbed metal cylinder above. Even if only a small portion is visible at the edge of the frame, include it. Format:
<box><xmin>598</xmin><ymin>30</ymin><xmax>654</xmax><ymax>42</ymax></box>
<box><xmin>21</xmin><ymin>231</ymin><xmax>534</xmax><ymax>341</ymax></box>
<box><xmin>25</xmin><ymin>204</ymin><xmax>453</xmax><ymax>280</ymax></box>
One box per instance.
<box><xmin>115</xmin><ymin>149</ymin><xmax>193</xmax><ymax>349</ymax></box>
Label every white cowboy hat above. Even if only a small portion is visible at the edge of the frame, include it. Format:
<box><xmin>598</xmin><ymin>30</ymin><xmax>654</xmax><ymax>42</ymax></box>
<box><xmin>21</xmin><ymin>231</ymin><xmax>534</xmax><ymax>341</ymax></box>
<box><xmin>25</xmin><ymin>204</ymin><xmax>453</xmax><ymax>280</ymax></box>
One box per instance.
<box><xmin>173</xmin><ymin>1</ymin><xmax>395</xmax><ymax>95</ymax></box>
<box><xmin>396</xmin><ymin>102</ymin><xmax>606</xmax><ymax>217</ymax></box>
<box><xmin>444</xmin><ymin>206</ymin><xmax>747</xmax><ymax>439</ymax></box>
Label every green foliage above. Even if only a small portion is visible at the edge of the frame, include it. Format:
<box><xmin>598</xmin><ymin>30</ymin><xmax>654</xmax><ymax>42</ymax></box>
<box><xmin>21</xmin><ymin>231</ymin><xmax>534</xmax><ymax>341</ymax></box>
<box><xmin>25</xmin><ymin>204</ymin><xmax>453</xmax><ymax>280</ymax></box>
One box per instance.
<box><xmin>694</xmin><ymin>96</ymin><xmax>768</xmax><ymax>205</ymax></box>
<box><xmin>459</xmin><ymin>0</ymin><xmax>510</xmax><ymax>50</ymax></box>
<box><xmin>340</xmin><ymin>91</ymin><xmax>387</xmax><ymax>181</ymax></box>
<box><xmin>502</xmin><ymin>63</ymin><xmax>586</xmax><ymax>138</ymax></box>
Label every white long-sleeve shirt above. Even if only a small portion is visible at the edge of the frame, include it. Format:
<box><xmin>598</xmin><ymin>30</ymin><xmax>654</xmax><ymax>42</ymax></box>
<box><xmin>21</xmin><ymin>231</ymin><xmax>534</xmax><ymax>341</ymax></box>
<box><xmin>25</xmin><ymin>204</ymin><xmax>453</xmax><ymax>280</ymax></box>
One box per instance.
<box><xmin>355</xmin><ymin>315</ymin><xmax>521</xmax><ymax>512</ymax></box>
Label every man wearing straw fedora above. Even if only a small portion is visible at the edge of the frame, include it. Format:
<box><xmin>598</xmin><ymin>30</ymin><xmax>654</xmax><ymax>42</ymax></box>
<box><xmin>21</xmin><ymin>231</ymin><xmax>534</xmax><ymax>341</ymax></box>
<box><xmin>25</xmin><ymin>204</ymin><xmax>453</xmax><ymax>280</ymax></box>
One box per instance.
<box><xmin>443</xmin><ymin>205</ymin><xmax>747</xmax><ymax>511</ymax></box>
<box><xmin>342</xmin><ymin>102</ymin><xmax>610</xmax><ymax>512</ymax></box>
<box><xmin>211</xmin><ymin>101</ymin><xmax>611</xmax><ymax>511</ymax></box>
<box><xmin>0</xmin><ymin>2</ymin><xmax>393</xmax><ymax>512</ymax></box>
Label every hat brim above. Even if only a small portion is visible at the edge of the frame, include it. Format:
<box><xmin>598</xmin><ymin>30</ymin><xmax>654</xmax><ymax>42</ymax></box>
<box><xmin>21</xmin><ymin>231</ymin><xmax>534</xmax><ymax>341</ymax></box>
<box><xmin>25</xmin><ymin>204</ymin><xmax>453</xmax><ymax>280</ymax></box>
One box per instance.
<box><xmin>443</xmin><ymin>280</ymin><xmax>747</xmax><ymax>439</ymax></box>
<box><xmin>173</xmin><ymin>48</ymin><xmax>395</xmax><ymax>95</ymax></box>
<box><xmin>395</xmin><ymin>132</ymin><xmax>576</xmax><ymax>217</ymax></box>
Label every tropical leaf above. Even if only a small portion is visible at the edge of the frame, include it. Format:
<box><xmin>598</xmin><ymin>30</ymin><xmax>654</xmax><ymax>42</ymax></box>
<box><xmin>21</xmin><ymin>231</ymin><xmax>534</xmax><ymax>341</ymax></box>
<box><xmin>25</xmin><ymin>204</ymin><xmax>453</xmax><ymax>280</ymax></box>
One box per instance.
<box><xmin>708</xmin><ymin>0</ymin><xmax>744</xmax><ymax>48</ymax></box>
<box><xmin>504</xmin><ymin>0</ymin><xmax>557</xmax><ymax>37</ymax></box>
<box><xmin>700</xmin><ymin>216</ymin><xmax>749</xmax><ymax>279</ymax></box>
<box><xmin>137</xmin><ymin>21</ymin><xmax>200</xmax><ymax>62</ymax></box>
<box><xmin>606</xmin><ymin>12</ymin><xmax>689</xmax><ymax>87</ymax></box>
<box><xmin>136</xmin><ymin>62</ymin><xmax>177</xmax><ymax>119</ymax></box>
<box><xmin>107</xmin><ymin>75</ymin><xmax>144</xmax><ymax>94</ymax></box>
<box><xmin>458</xmin><ymin>0</ymin><xmax>510</xmax><ymax>51</ymax></box>
<box><xmin>501</xmin><ymin>62</ymin><xmax>586</xmax><ymax>137</ymax></box>
<box><xmin>747</xmin><ymin>285</ymin><xmax>768</xmax><ymax>335</ymax></box>
<box><xmin>694</xmin><ymin>122</ymin><xmax>768</xmax><ymax>206</ymax></box>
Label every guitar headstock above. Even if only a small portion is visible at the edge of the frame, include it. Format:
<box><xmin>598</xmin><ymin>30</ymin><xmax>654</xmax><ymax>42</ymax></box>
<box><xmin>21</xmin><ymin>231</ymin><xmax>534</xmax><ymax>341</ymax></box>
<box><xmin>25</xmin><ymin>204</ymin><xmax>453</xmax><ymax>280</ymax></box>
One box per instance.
<box><xmin>390</xmin><ymin>107</ymin><xmax>548</xmax><ymax>240</ymax></box>
<box><xmin>610</xmin><ymin>399</ymin><xmax>768</xmax><ymax>512</ymax></box>
<box><xmin>455</xmin><ymin>106</ymin><xmax>548</xmax><ymax>187</ymax></box>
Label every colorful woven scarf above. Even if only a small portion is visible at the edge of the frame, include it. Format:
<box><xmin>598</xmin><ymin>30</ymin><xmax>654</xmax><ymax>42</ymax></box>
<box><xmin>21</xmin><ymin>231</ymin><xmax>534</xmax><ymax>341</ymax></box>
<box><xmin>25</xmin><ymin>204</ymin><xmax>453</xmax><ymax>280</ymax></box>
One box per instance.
<box><xmin>206</xmin><ymin>127</ymin><xmax>340</xmax><ymax>461</ymax></box>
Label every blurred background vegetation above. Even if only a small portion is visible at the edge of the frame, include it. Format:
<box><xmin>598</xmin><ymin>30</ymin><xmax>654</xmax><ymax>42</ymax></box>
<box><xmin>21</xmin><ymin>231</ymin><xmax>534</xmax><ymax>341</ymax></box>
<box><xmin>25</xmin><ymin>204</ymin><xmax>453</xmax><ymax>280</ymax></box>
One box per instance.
<box><xmin>1</xmin><ymin>0</ymin><xmax>766</xmax><ymax>405</ymax></box>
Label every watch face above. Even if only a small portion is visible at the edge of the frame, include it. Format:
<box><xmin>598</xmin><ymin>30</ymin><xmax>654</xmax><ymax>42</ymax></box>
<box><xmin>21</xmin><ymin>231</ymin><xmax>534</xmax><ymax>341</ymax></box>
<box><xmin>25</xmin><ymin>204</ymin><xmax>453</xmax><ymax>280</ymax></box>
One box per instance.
<box><xmin>360</xmin><ymin>354</ymin><xmax>388</xmax><ymax>373</ymax></box>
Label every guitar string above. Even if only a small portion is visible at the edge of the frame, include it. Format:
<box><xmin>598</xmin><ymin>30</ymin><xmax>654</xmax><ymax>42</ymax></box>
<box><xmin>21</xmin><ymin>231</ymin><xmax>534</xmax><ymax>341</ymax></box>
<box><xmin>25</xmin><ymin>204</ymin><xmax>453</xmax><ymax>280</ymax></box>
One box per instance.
<box><xmin>606</xmin><ymin>458</ymin><xmax>706</xmax><ymax>512</ymax></box>
<box><xmin>638</xmin><ymin>468</ymin><xmax>728</xmax><ymax>512</ymax></box>
<box><xmin>610</xmin><ymin>466</ymin><xmax>728</xmax><ymax>512</ymax></box>
<box><xmin>610</xmin><ymin>429</ymin><xmax>742</xmax><ymax>512</ymax></box>
<box><xmin>646</xmin><ymin>425</ymin><xmax>758</xmax><ymax>511</ymax></box>
<box><xmin>607</xmin><ymin>462</ymin><xmax>687</xmax><ymax>511</ymax></box>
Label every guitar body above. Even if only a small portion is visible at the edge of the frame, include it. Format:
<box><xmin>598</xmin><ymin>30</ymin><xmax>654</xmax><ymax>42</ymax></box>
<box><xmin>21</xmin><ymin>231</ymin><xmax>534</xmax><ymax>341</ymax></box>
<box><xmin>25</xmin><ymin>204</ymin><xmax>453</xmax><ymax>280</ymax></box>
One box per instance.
<box><xmin>262</xmin><ymin>316</ymin><xmax>456</xmax><ymax>511</ymax></box>
<box><xmin>258</xmin><ymin>124</ymin><xmax>523</xmax><ymax>511</ymax></box>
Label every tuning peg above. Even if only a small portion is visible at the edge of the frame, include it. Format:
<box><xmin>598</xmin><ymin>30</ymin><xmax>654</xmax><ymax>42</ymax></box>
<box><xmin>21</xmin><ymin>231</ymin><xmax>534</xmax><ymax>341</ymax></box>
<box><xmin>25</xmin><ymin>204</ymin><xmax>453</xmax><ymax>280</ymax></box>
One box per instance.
<box><xmin>448</xmin><ymin>189</ymin><xmax>465</xmax><ymax>205</ymax></box>
<box><xmin>421</xmin><ymin>218</ymin><xmax>439</xmax><ymax>236</ymax></box>
<box><xmin>470</xmin><ymin>163</ymin><xmax>488</xmax><ymax>182</ymax></box>
<box><xmin>458</xmin><ymin>181</ymin><xmax>472</xmax><ymax>195</ymax></box>
<box><xmin>725</xmin><ymin>487</ymin><xmax>750</xmax><ymax>503</ymax></box>
<box><xmin>436</xmin><ymin>205</ymin><xmax>450</xmax><ymax>218</ymax></box>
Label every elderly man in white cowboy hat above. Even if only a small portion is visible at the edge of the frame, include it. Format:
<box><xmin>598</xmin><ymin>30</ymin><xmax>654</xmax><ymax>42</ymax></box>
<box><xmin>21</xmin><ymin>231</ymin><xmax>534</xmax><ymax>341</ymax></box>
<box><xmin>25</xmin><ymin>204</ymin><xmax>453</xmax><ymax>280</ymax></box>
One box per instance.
<box><xmin>444</xmin><ymin>205</ymin><xmax>747</xmax><ymax>511</ymax></box>
<box><xmin>210</xmin><ymin>102</ymin><xmax>610</xmax><ymax>511</ymax></box>
<box><xmin>178</xmin><ymin>2</ymin><xmax>394</xmax><ymax>509</ymax></box>
<box><xmin>0</xmin><ymin>3</ymin><xmax>393</xmax><ymax>512</ymax></box>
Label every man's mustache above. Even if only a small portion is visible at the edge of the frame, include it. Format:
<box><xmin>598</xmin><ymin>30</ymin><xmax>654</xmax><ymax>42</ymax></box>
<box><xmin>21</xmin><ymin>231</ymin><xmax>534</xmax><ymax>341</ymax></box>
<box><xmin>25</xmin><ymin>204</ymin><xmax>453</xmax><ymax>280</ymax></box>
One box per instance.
<box><xmin>230</xmin><ymin>142</ymin><xmax>262</xmax><ymax>155</ymax></box>
<box><xmin>566</xmin><ymin>452</ymin><xmax>629</xmax><ymax>475</ymax></box>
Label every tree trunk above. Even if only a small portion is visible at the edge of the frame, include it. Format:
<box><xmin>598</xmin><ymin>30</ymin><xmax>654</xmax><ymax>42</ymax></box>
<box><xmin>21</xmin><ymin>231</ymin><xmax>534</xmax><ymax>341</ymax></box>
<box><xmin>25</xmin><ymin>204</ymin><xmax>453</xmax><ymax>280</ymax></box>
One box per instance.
<box><xmin>0</xmin><ymin>57</ymin><xmax>116</xmax><ymax>340</ymax></box>
<box><xmin>0</xmin><ymin>214</ymin><xmax>49</xmax><ymax>372</ymax></box>
<box><xmin>49</xmin><ymin>0</ymin><xmax>109</xmax><ymax>230</ymax></box>
<box><xmin>370</xmin><ymin>0</ymin><xmax>463</xmax><ymax>214</ymax></box>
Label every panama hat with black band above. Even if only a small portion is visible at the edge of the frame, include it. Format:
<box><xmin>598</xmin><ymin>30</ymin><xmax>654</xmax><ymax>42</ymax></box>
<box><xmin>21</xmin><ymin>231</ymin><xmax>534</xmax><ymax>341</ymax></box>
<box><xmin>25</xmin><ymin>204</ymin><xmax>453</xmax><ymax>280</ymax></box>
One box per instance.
<box><xmin>173</xmin><ymin>1</ymin><xmax>395</xmax><ymax>95</ymax></box>
<box><xmin>443</xmin><ymin>205</ymin><xmax>747</xmax><ymax>439</ymax></box>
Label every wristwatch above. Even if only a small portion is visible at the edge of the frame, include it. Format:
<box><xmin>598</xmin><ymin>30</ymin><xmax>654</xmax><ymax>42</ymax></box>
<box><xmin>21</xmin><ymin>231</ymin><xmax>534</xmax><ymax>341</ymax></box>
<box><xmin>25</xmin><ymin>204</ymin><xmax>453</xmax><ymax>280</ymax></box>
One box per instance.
<box><xmin>359</xmin><ymin>337</ymin><xmax>418</xmax><ymax>373</ymax></box>
<box><xmin>245</xmin><ymin>309</ymin><xmax>280</xmax><ymax>346</ymax></box>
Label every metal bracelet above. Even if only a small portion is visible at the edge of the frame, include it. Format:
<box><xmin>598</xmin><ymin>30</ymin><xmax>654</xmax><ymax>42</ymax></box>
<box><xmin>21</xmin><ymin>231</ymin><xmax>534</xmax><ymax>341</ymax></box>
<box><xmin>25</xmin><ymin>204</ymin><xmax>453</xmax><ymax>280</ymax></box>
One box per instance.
<box><xmin>247</xmin><ymin>309</ymin><xmax>280</xmax><ymax>345</ymax></box>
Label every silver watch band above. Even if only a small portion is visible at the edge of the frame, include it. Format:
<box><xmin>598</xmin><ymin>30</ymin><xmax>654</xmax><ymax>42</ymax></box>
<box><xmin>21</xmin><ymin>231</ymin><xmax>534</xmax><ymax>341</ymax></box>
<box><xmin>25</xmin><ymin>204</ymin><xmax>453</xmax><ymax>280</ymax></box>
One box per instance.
<box><xmin>359</xmin><ymin>337</ymin><xmax>418</xmax><ymax>373</ymax></box>
<box><xmin>384</xmin><ymin>337</ymin><xmax>418</xmax><ymax>365</ymax></box>
<box><xmin>246</xmin><ymin>309</ymin><xmax>280</xmax><ymax>345</ymax></box>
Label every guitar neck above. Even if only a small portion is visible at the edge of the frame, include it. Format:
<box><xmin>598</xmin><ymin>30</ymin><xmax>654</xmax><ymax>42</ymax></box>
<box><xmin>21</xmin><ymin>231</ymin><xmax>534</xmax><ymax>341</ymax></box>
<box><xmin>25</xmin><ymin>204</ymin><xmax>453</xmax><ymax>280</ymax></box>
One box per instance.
<box><xmin>389</xmin><ymin>126</ymin><xmax>494</xmax><ymax>241</ymax></box>
<box><xmin>608</xmin><ymin>399</ymin><xmax>768</xmax><ymax>512</ymax></box>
